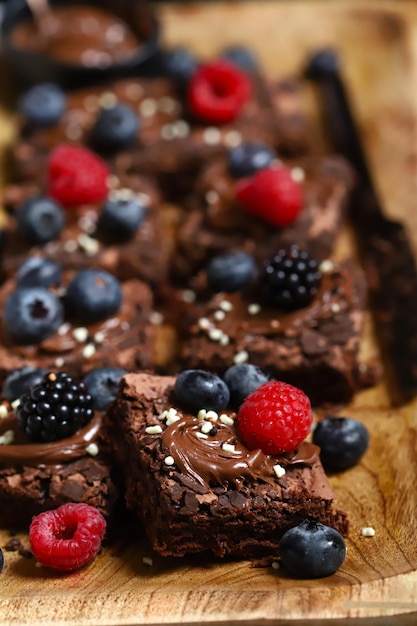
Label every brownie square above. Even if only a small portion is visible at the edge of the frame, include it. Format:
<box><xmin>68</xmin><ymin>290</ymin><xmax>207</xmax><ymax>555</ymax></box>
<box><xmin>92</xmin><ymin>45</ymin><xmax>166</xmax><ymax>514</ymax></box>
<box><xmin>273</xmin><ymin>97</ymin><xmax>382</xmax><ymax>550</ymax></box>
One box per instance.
<box><xmin>105</xmin><ymin>372</ymin><xmax>348</xmax><ymax>560</ymax></box>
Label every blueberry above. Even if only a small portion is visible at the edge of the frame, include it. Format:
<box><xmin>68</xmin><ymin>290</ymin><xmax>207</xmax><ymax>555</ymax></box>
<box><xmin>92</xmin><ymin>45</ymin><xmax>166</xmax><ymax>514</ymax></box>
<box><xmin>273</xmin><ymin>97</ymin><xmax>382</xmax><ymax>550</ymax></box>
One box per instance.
<box><xmin>97</xmin><ymin>196</ymin><xmax>146</xmax><ymax>242</ymax></box>
<box><xmin>65</xmin><ymin>269</ymin><xmax>122</xmax><ymax>324</ymax></box>
<box><xmin>4</xmin><ymin>287</ymin><xmax>64</xmax><ymax>345</ymax></box>
<box><xmin>18</xmin><ymin>83</ymin><xmax>67</xmax><ymax>127</ymax></box>
<box><xmin>2</xmin><ymin>366</ymin><xmax>49</xmax><ymax>402</ymax></box>
<box><xmin>304</xmin><ymin>48</ymin><xmax>340</xmax><ymax>80</ymax></box>
<box><xmin>279</xmin><ymin>520</ymin><xmax>346</xmax><ymax>579</ymax></box>
<box><xmin>220</xmin><ymin>45</ymin><xmax>259</xmax><ymax>73</ymax></box>
<box><xmin>162</xmin><ymin>48</ymin><xmax>199</xmax><ymax>86</ymax></box>
<box><xmin>174</xmin><ymin>369</ymin><xmax>230</xmax><ymax>413</ymax></box>
<box><xmin>15</xmin><ymin>196</ymin><xmax>65</xmax><ymax>245</ymax></box>
<box><xmin>90</xmin><ymin>103</ymin><xmax>139</xmax><ymax>153</ymax></box>
<box><xmin>206</xmin><ymin>251</ymin><xmax>256</xmax><ymax>293</ymax></box>
<box><xmin>312</xmin><ymin>416</ymin><xmax>370</xmax><ymax>471</ymax></box>
<box><xmin>228</xmin><ymin>142</ymin><xmax>275</xmax><ymax>179</ymax></box>
<box><xmin>223</xmin><ymin>363</ymin><xmax>270</xmax><ymax>410</ymax></box>
<box><xmin>16</xmin><ymin>257</ymin><xmax>62</xmax><ymax>289</ymax></box>
<box><xmin>83</xmin><ymin>367</ymin><xmax>127</xmax><ymax>410</ymax></box>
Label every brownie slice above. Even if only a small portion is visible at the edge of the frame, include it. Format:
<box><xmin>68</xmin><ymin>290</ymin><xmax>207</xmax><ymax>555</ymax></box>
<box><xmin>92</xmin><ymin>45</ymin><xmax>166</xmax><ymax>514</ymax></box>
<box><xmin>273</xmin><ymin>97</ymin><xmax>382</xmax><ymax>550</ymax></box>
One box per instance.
<box><xmin>0</xmin><ymin>409</ymin><xmax>117</xmax><ymax>529</ymax></box>
<box><xmin>180</xmin><ymin>260</ymin><xmax>368</xmax><ymax>406</ymax></box>
<box><xmin>105</xmin><ymin>372</ymin><xmax>348</xmax><ymax>560</ymax></box>
<box><xmin>172</xmin><ymin>155</ymin><xmax>354</xmax><ymax>282</ymax></box>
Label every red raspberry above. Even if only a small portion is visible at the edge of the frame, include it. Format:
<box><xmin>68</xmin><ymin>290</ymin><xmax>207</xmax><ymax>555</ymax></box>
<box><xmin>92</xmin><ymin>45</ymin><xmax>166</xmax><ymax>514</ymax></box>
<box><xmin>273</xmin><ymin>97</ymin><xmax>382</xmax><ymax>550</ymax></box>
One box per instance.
<box><xmin>29</xmin><ymin>503</ymin><xmax>106</xmax><ymax>572</ymax></box>
<box><xmin>237</xmin><ymin>381</ymin><xmax>313</xmax><ymax>454</ymax></box>
<box><xmin>236</xmin><ymin>165</ymin><xmax>303</xmax><ymax>227</ymax></box>
<box><xmin>47</xmin><ymin>144</ymin><xmax>109</xmax><ymax>207</ymax></box>
<box><xmin>188</xmin><ymin>60</ymin><xmax>252</xmax><ymax>124</ymax></box>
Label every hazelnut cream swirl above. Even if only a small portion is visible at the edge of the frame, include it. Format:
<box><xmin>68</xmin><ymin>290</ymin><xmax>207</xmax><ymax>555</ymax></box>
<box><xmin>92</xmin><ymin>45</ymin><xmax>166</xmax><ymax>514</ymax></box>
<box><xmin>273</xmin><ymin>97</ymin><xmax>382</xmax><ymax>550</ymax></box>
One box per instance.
<box><xmin>0</xmin><ymin>412</ymin><xmax>101</xmax><ymax>467</ymax></box>
<box><xmin>161</xmin><ymin>414</ymin><xmax>319</xmax><ymax>489</ymax></box>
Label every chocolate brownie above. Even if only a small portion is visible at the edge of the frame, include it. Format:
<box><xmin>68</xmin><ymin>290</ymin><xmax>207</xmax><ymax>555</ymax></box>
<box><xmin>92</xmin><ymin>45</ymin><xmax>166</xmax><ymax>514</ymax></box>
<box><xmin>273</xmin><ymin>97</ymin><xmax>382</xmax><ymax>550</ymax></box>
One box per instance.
<box><xmin>0</xmin><ymin>406</ymin><xmax>117</xmax><ymax>529</ymax></box>
<box><xmin>105</xmin><ymin>372</ymin><xmax>348</xmax><ymax>559</ymax></box>
<box><xmin>172</xmin><ymin>155</ymin><xmax>354</xmax><ymax>282</ymax></box>
<box><xmin>180</xmin><ymin>260</ymin><xmax>368</xmax><ymax>405</ymax></box>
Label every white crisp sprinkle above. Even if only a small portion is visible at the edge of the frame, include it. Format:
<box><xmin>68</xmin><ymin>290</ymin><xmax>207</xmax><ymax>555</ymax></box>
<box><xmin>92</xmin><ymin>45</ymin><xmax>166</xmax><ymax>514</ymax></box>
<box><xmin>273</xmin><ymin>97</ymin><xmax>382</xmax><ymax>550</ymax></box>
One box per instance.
<box><xmin>219</xmin><ymin>414</ymin><xmax>234</xmax><ymax>427</ymax></box>
<box><xmin>167</xmin><ymin>407</ymin><xmax>178</xmax><ymax>419</ymax></box>
<box><xmin>110</xmin><ymin>187</ymin><xmax>135</xmax><ymax>201</ymax></box>
<box><xmin>224</xmin><ymin>130</ymin><xmax>242</xmax><ymax>148</ymax></box>
<box><xmin>54</xmin><ymin>357</ymin><xmax>65</xmax><ymax>368</ymax></box>
<box><xmin>221</xmin><ymin>443</ymin><xmax>236</xmax><ymax>454</ymax></box>
<box><xmin>214</xmin><ymin>310</ymin><xmax>226</xmax><ymax>322</ymax></box>
<box><xmin>166</xmin><ymin>414</ymin><xmax>181</xmax><ymax>426</ymax></box>
<box><xmin>82</xmin><ymin>343</ymin><xmax>96</xmax><ymax>359</ymax></box>
<box><xmin>219</xmin><ymin>334</ymin><xmax>230</xmax><ymax>346</ymax></box>
<box><xmin>93</xmin><ymin>332</ymin><xmax>105</xmax><ymax>344</ymax></box>
<box><xmin>173</xmin><ymin>120</ymin><xmax>190</xmax><ymax>138</ymax></box>
<box><xmin>63</xmin><ymin>240</ymin><xmax>78</xmax><ymax>253</ymax></box>
<box><xmin>161</xmin><ymin>124</ymin><xmax>176</xmax><ymax>141</ymax></box>
<box><xmin>77</xmin><ymin>233</ymin><xmax>100</xmax><ymax>256</ymax></box>
<box><xmin>142</xmin><ymin>556</ymin><xmax>153</xmax><ymax>567</ymax></box>
<box><xmin>233</xmin><ymin>350</ymin><xmax>249</xmax><ymax>364</ymax></box>
<box><xmin>86</xmin><ymin>443</ymin><xmax>99</xmax><ymax>456</ymax></box>
<box><xmin>273</xmin><ymin>464</ymin><xmax>286</xmax><ymax>479</ymax></box>
<box><xmin>158</xmin><ymin>410</ymin><xmax>168</xmax><ymax>421</ymax></box>
<box><xmin>158</xmin><ymin>96</ymin><xmax>179</xmax><ymax>114</ymax></box>
<box><xmin>99</xmin><ymin>92</ymin><xmax>118</xmax><ymax>108</ymax></box>
<box><xmin>271</xmin><ymin>561</ymin><xmax>280</xmax><ymax>570</ymax></box>
<box><xmin>10</xmin><ymin>399</ymin><xmax>20</xmax><ymax>410</ymax></box>
<box><xmin>201</xmin><ymin>421</ymin><xmax>214</xmax><ymax>434</ymax></box>
<box><xmin>145</xmin><ymin>425</ymin><xmax>163</xmax><ymax>435</ymax></box>
<box><xmin>0</xmin><ymin>405</ymin><xmax>9</xmax><ymax>419</ymax></box>
<box><xmin>149</xmin><ymin>311</ymin><xmax>164</xmax><ymax>325</ymax></box>
<box><xmin>66</xmin><ymin>125</ymin><xmax>82</xmax><ymax>141</ymax></box>
<box><xmin>35</xmin><ymin>561</ymin><xmax>43</xmax><ymax>569</ymax></box>
<box><xmin>72</xmin><ymin>327</ymin><xmax>89</xmax><ymax>343</ymax></box>
<box><xmin>0</xmin><ymin>430</ymin><xmax>14</xmax><ymax>445</ymax></box>
<box><xmin>331</xmin><ymin>303</ymin><xmax>341</xmax><ymax>314</ymax></box>
<box><xmin>140</xmin><ymin>98</ymin><xmax>157</xmax><ymax>117</ymax></box>
<box><xmin>205</xmin><ymin>410</ymin><xmax>219</xmax><ymax>422</ymax></box>
<box><xmin>205</xmin><ymin>190</ymin><xmax>219</xmax><ymax>205</ymax></box>
<box><xmin>181</xmin><ymin>289</ymin><xmax>196</xmax><ymax>304</ymax></box>
<box><xmin>361</xmin><ymin>527</ymin><xmax>376</xmax><ymax>537</ymax></box>
<box><xmin>196</xmin><ymin>431</ymin><xmax>209</xmax><ymax>440</ymax></box>
<box><xmin>247</xmin><ymin>303</ymin><xmax>261</xmax><ymax>316</ymax></box>
<box><xmin>219</xmin><ymin>300</ymin><xmax>233</xmax><ymax>312</ymax></box>
<box><xmin>164</xmin><ymin>456</ymin><xmax>175</xmax><ymax>466</ymax></box>
<box><xmin>270</xmin><ymin>319</ymin><xmax>280</xmax><ymax>329</ymax></box>
<box><xmin>208</xmin><ymin>328</ymin><xmax>223</xmax><ymax>342</ymax></box>
<box><xmin>203</xmin><ymin>127</ymin><xmax>221</xmax><ymax>145</ymax></box>
<box><xmin>78</xmin><ymin>215</ymin><xmax>96</xmax><ymax>234</ymax></box>
<box><xmin>319</xmin><ymin>259</ymin><xmax>335</xmax><ymax>273</ymax></box>
<box><xmin>198</xmin><ymin>317</ymin><xmax>212</xmax><ymax>330</ymax></box>
<box><xmin>197</xmin><ymin>409</ymin><xmax>207</xmax><ymax>420</ymax></box>
<box><xmin>291</xmin><ymin>167</ymin><xmax>305</xmax><ymax>182</ymax></box>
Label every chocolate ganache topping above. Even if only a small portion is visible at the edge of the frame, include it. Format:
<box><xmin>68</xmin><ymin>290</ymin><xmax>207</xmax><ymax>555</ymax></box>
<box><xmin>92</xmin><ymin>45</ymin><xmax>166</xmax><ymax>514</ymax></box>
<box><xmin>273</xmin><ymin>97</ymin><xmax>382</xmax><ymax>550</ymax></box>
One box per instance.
<box><xmin>0</xmin><ymin>412</ymin><xmax>101</xmax><ymax>467</ymax></box>
<box><xmin>160</xmin><ymin>411</ymin><xmax>319</xmax><ymax>489</ymax></box>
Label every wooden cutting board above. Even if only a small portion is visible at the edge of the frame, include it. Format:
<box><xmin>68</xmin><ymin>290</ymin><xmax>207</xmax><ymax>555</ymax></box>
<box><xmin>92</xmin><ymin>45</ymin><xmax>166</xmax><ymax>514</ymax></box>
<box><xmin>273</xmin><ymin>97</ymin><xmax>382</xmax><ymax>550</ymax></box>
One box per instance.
<box><xmin>2</xmin><ymin>1</ymin><xmax>417</xmax><ymax>624</ymax></box>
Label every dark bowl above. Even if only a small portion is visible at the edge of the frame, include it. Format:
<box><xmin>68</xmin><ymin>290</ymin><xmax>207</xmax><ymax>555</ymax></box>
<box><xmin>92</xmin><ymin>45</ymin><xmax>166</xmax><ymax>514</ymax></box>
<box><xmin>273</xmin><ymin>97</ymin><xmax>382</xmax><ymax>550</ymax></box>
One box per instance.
<box><xmin>1</xmin><ymin>0</ymin><xmax>163</xmax><ymax>91</ymax></box>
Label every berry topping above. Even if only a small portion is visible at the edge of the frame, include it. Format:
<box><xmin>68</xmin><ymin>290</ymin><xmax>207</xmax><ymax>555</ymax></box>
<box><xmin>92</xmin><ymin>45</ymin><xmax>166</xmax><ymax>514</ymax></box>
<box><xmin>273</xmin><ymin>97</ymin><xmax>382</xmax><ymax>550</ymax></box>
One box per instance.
<box><xmin>228</xmin><ymin>142</ymin><xmax>275</xmax><ymax>179</ymax></box>
<box><xmin>279</xmin><ymin>520</ymin><xmax>346</xmax><ymax>578</ymax></box>
<box><xmin>2</xmin><ymin>366</ymin><xmax>48</xmax><ymax>402</ymax></box>
<box><xmin>262</xmin><ymin>246</ymin><xmax>322</xmax><ymax>311</ymax></box>
<box><xmin>90</xmin><ymin>103</ymin><xmax>139</xmax><ymax>153</ymax></box>
<box><xmin>15</xmin><ymin>196</ymin><xmax>65</xmax><ymax>245</ymax></box>
<box><xmin>188</xmin><ymin>60</ymin><xmax>252</xmax><ymax>124</ymax></box>
<box><xmin>83</xmin><ymin>367</ymin><xmax>127</xmax><ymax>411</ymax></box>
<box><xmin>174</xmin><ymin>369</ymin><xmax>230</xmax><ymax>413</ymax></box>
<box><xmin>65</xmin><ymin>269</ymin><xmax>122</xmax><ymax>325</ymax></box>
<box><xmin>17</xmin><ymin>371</ymin><xmax>94</xmax><ymax>442</ymax></box>
<box><xmin>220</xmin><ymin>45</ymin><xmax>259</xmax><ymax>73</ymax></box>
<box><xmin>162</xmin><ymin>48</ymin><xmax>199</xmax><ymax>86</ymax></box>
<box><xmin>206</xmin><ymin>251</ymin><xmax>256</xmax><ymax>293</ymax></box>
<box><xmin>18</xmin><ymin>83</ymin><xmax>67</xmax><ymax>127</ymax></box>
<box><xmin>16</xmin><ymin>257</ymin><xmax>62</xmax><ymax>289</ymax></box>
<box><xmin>236</xmin><ymin>165</ymin><xmax>303</xmax><ymax>226</ymax></box>
<box><xmin>4</xmin><ymin>287</ymin><xmax>64</xmax><ymax>345</ymax></box>
<box><xmin>97</xmin><ymin>196</ymin><xmax>146</xmax><ymax>243</ymax></box>
<box><xmin>237</xmin><ymin>381</ymin><xmax>313</xmax><ymax>454</ymax></box>
<box><xmin>29</xmin><ymin>503</ymin><xmax>106</xmax><ymax>572</ymax></box>
<box><xmin>224</xmin><ymin>363</ymin><xmax>270</xmax><ymax>410</ymax></box>
<box><xmin>47</xmin><ymin>144</ymin><xmax>109</xmax><ymax>207</ymax></box>
<box><xmin>312</xmin><ymin>416</ymin><xmax>370</xmax><ymax>471</ymax></box>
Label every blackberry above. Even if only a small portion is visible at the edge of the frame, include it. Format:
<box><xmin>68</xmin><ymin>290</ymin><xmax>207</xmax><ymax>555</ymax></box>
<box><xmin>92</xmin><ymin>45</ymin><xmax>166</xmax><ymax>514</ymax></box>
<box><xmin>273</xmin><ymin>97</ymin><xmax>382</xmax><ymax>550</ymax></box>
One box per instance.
<box><xmin>262</xmin><ymin>246</ymin><xmax>321</xmax><ymax>311</ymax></box>
<box><xmin>17</xmin><ymin>371</ymin><xmax>94</xmax><ymax>443</ymax></box>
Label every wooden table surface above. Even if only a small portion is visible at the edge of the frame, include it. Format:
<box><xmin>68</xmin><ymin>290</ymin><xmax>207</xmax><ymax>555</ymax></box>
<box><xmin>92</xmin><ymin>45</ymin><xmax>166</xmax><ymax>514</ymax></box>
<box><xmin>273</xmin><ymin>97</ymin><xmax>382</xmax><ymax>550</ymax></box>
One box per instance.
<box><xmin>2</xmin><ymin>1</ymin><xmax>417</xmax><ymax>624</ymax></box>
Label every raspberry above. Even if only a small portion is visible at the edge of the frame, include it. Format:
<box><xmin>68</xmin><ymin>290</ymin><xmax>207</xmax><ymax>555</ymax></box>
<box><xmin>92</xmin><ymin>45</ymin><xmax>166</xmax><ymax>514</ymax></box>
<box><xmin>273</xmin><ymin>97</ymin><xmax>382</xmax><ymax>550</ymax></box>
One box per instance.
<box><xmin>237</xmin><ymin>381</ymin><xmax>313</xmax><ymax>454</ymax></box>
<box><xmin>47</xmin><ymin>144</ymin><xmax>109</xmax><ymax>207</ymax></box>
<box><xmin>188</xmin><ymin>60</ymin><xmax>252</xmax><ymax>124</ymax></box>
<box><xmin>29</xmin><ymin>503</ymin><xmax>106</xmax><ymax>572</ymax></box>
<box><xmin>236</xmin><ymin>166</ymin><xmax>303</xmax><ymax>227</ymax></box>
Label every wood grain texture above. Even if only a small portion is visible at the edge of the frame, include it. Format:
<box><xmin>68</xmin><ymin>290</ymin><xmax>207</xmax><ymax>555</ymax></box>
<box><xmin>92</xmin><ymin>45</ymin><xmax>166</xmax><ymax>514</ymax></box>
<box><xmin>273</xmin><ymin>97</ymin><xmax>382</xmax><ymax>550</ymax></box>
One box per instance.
<box><xmin>1</xmin><ymin>1</ymin><xmax>417</xmax><ymax>624</ymax></box>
